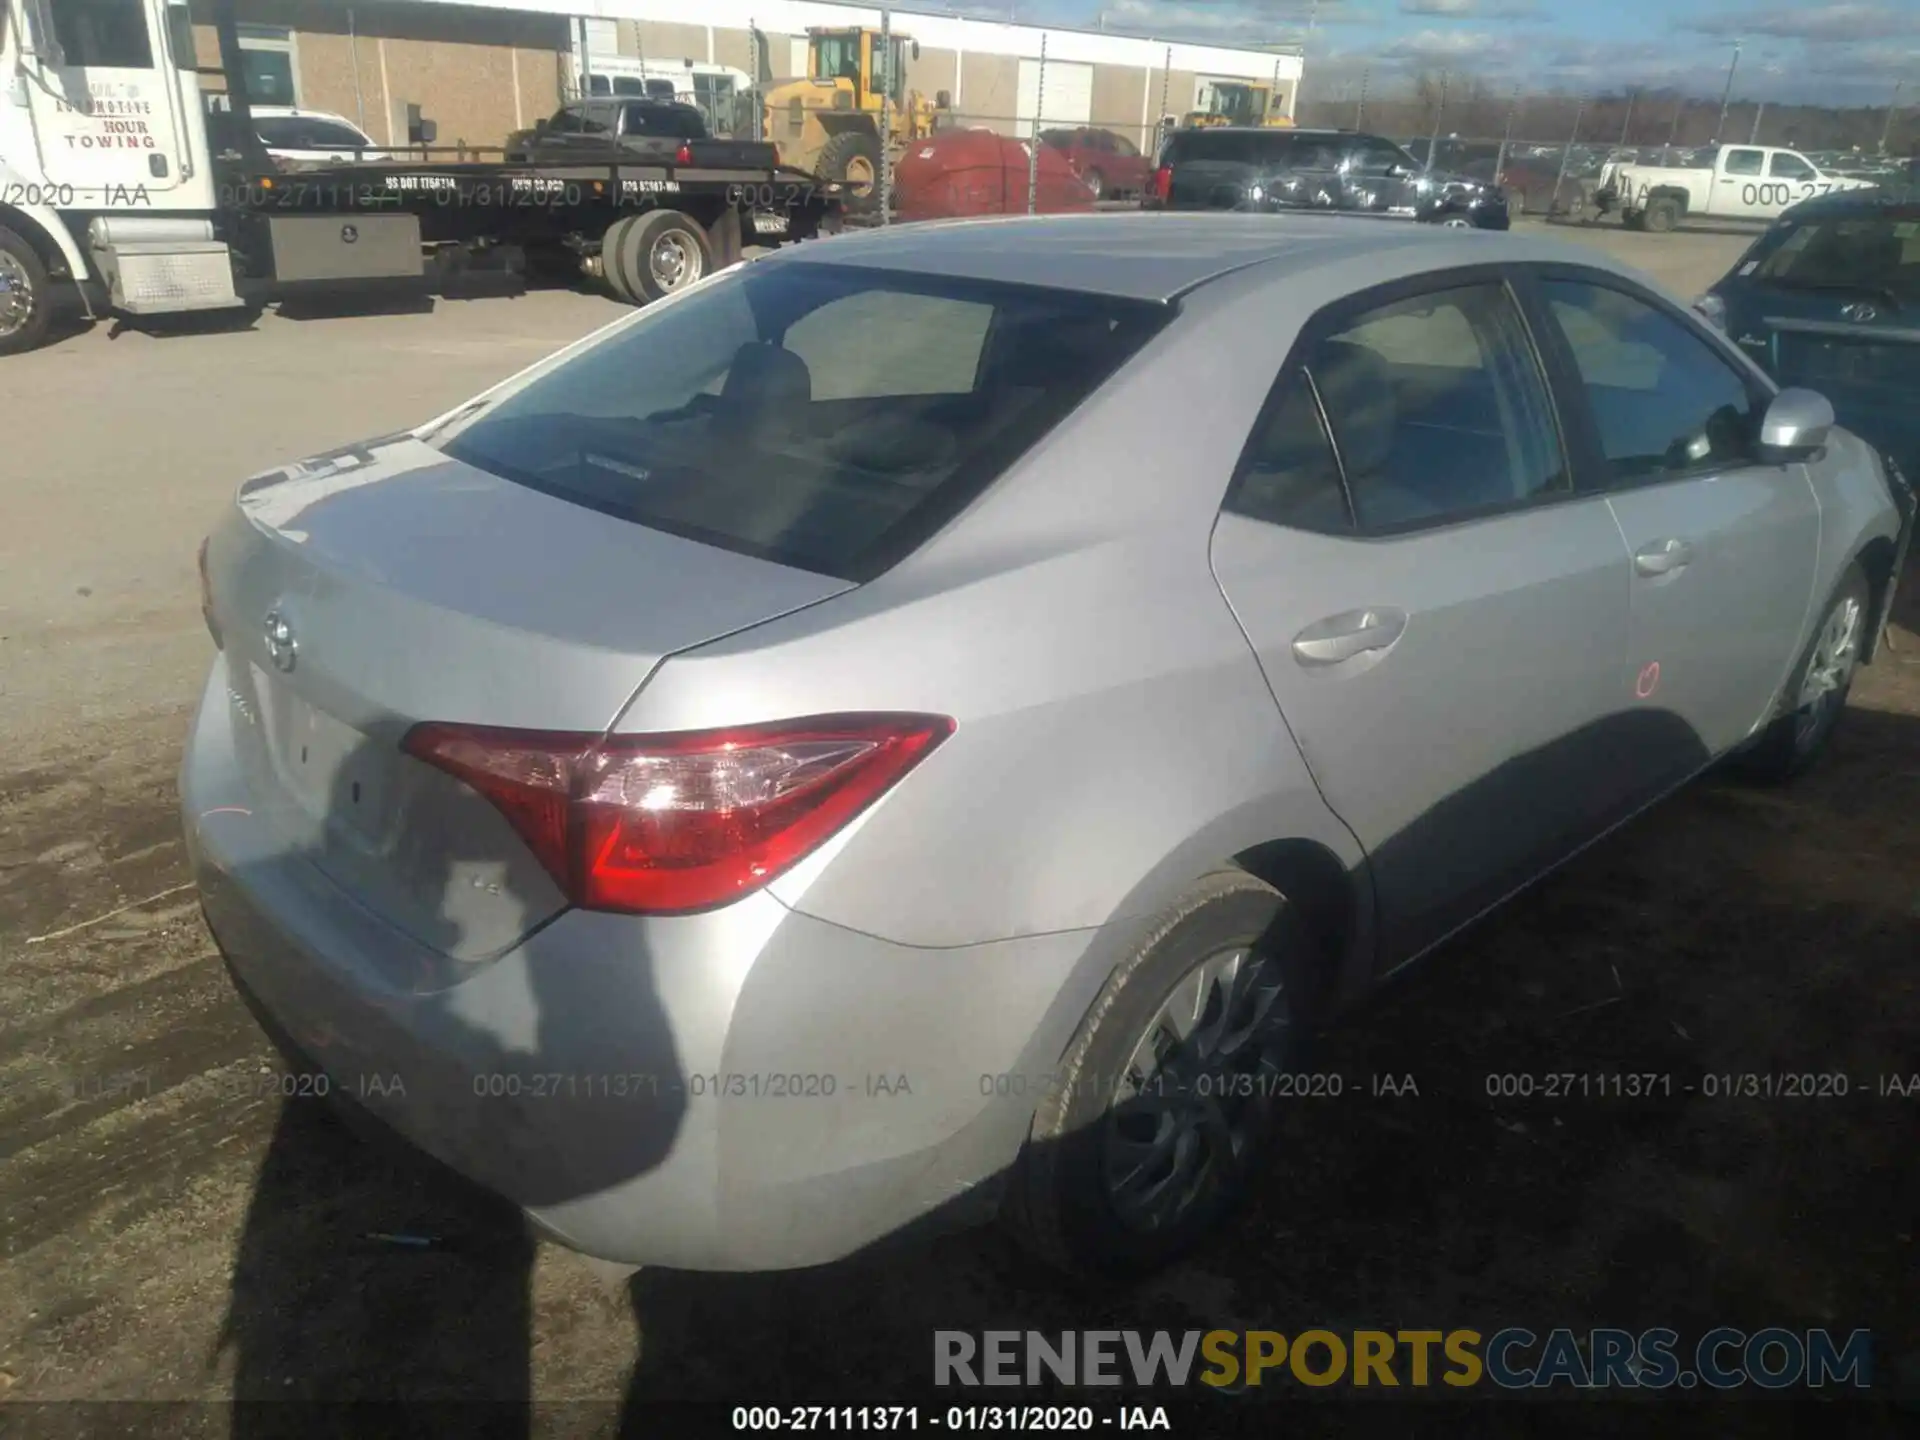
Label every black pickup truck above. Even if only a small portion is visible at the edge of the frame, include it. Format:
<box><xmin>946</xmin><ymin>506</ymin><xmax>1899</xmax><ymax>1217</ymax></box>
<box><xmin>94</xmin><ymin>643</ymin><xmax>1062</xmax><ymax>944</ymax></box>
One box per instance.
<box><xmin>505</xmin><ymin>98</ymin><xmax>774</xmax><ymax>170</ymax></box>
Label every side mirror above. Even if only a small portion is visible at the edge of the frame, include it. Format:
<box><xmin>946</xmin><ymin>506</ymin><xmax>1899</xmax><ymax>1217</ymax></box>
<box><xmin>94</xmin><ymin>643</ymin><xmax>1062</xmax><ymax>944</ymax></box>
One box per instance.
<box><xmin>418</xmin><ymin>119</ymin><xmax>439</xmax><ymax>144</ymax></box>
<box><xmin>1758</xmin><ymin>387</ymin><xmax>1834</xmax><ymax>462</ymax></box>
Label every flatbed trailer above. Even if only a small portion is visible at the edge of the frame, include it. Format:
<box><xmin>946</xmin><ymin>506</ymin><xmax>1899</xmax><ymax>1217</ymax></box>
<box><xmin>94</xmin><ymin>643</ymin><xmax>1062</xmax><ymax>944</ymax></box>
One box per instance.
<box><xmin>206</xmin><ymin>152</ymin><xmax>843</xmax><ymax>306</ymax></box>
<box><xmin>0</xmin><ymin>0</ymin><xmax>843</xmax><ymax>355</ymax></box>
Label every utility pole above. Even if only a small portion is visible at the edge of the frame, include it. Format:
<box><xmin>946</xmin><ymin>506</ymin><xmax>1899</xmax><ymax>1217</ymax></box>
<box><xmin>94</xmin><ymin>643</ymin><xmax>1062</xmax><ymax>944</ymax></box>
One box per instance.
<box><xmin>1425</xmin><ymin>71</ymin><xmax>1448</xmax><ymax>171</ymax></box>
<box><xmin>1748</xmin><ymin>100</ymin><xmax>1765</xmax><ymax>145</ymax></box>
<box><xmin>1027</xmin><ymin>29</ymin><xmax>1045</xmax><ymax>214</ymax></box>
<box><xmin>1880</xmin><ymin>79</ymin><xmax>1906</xmax><ymax>155</ymax></box>
<box><xmin>1356</xmin><ymin>65</ymin><xmax>1369</xmax><ymax>130</ymax></box>
<box><xmin>1663</xmin><ymin>93</ymin><xmax>1684</xmax><ymax>162</ymax></box>
<box><xmin>1714</xmin><ymin>40</ymin><xmax>1741</xmax><ymax>143</ymax></box>
<box><xmin>1495</xmin><ymin>85</ymin><xmax>1520</xmax><ymax>189</ymax></box>
<box><xmin>1618</xmin><ymin>87</ymin><xmax>1638</xmax><ymax>149</ymax></box>
<box><xmin>879</xmin><ymin>7</ymin><xmax>892</xmax><ymax>225</ymax></box>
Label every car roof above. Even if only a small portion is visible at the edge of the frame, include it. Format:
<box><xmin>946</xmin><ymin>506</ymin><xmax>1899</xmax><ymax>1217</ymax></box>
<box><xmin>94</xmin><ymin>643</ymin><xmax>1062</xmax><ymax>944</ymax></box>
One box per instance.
<box><xmin>1782</xmin><ymin>182</ymin><xmax>1920</xmax><ymax>219</ymax></box>
<box><xmin>777</xmin><ymin>211</ymin><xmax>1621</xmax><ymax>302</ymax></box>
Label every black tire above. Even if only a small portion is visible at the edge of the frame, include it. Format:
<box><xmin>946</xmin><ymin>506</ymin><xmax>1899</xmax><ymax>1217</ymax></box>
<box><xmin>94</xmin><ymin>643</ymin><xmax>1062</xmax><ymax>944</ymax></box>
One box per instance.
<box><xmin>612</xmin><ymin>209</ymin><xmax>711</xmax><ymax>305</ymax></box>
<box><xmin>1644</xmin><ymin>197</ymin><xmax>1681</xmax><ymax>233</ymax></box>
<box><xmin>0</xmin><ymin>224</ymin><xmax>55</xmax><ymax>357</ymax></box>
<box><xmin>1001</xmin><ymin>868</ymin><xmax>1322</xmax><ymax>1279</ymax></box>
<box><xmin>1085</xmin><ymin>168</ymin><xmax>1106</xmax><ymax>201</ymax></box>
<box><xmin>818</xmin><ymin>130</ymin><xmax>883</xmax><ymax>214</ymax></box>
<box><xmin>1732</xmin><ymin>563</ymin><xmax>1872</xmax><ymax>783</ymax></box>
<box><xmin>598</xmin><ymin>215</ymin><xmax>640</xmax><ymax>303</ymax></box>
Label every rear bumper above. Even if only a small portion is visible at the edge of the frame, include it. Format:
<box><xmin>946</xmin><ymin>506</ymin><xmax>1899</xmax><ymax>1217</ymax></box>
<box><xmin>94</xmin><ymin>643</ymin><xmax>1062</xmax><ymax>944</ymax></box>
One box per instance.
<box><xmin>180</xmin><ymin>660</ymin><xmax>1095</xmax><ymax>1270</ymax></box>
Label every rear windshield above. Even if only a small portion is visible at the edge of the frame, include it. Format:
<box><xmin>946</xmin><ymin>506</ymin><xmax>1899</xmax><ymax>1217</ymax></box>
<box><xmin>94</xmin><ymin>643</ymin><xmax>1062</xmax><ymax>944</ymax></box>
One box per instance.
<box><xmin>1753</xmin><ymin>212</ymin><xmax>1920</xmax><ymax>303</ymax></box>
<box><xmin>436</xmin><ymin>263</ymin><xmax>1171</xmax><ymax>581</ymax></box>
<box><xmin>623</xmin><ymin>102</ymin><xmax>706</xmax><ymax>137</ymax></box>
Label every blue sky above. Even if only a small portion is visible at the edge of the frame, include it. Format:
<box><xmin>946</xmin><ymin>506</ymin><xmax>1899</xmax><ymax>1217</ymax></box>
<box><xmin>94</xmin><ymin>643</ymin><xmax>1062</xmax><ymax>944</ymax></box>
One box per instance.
<box><xmin>991</xmin><ymin>1</ymin><xmax>1919</xmax><ymax>104</ymax></box>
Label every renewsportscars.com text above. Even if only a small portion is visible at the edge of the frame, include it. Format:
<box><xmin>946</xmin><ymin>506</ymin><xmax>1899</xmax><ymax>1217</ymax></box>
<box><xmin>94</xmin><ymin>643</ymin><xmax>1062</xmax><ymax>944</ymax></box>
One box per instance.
<box><xmin>934</xmin><ymin>1327</ymin><xmax>1873</xmax><ymax>1391</ymax></box>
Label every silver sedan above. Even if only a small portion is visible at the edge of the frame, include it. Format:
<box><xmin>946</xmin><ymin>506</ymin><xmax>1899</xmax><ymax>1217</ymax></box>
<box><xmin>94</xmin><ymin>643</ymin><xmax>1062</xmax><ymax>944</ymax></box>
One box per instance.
<box><xmin>182</xmin><ymin>213</ymin><xmax>1911</xmax><ymax>1278</ymax></box>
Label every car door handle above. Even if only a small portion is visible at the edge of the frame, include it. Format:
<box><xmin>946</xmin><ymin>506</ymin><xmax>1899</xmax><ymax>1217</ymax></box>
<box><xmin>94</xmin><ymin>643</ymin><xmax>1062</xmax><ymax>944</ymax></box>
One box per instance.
<box><xmin>1291</xmin><ymin>608</ymin><xmax>1408</xmax><ymax>667</ymax></box>
<box><xmin>1634</xmin><ymin>539</ymin><xmax>1694</xmax><ymax>576</ymax></box>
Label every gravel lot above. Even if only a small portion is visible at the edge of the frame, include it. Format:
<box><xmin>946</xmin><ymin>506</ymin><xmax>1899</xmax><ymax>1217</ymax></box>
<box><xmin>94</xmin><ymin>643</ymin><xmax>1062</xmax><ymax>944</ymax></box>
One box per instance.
<box><xmin>2</xmin><ymin>219</ymin><xmax>1916</xmax><ymax>1432</ymax></box>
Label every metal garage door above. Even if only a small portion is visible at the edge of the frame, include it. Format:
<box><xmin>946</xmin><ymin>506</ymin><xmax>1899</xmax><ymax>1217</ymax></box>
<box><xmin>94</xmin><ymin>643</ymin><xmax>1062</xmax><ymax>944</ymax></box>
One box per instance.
<box><xmin>1016</xmin><ymin>58</ymin><xmax>1093</xmax><ymax>134</ymax></box>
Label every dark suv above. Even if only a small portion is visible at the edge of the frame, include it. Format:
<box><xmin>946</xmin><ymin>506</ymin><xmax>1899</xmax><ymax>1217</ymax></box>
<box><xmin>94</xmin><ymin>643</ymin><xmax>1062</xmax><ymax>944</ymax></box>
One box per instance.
<box><xmin>1145</xmin><ymin>127</ymin><xmax>1509</xmax><ymax>230</ymax></box>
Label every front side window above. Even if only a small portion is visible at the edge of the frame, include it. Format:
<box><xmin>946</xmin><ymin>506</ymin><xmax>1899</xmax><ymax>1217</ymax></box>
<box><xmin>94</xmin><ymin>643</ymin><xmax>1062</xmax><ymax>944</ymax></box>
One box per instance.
<box><xmin>1542</xmin><ymin>279</ymin><xmax>1763</xmax><ymax>485</ymax></box>
<box><xmin>436</xmin><ymin>264</ymin><xmax>1170</xmax><ymax>580</ymax></box>
<box><xmin>1769</xmin><ymin>151</ymin><xmax>1815</xmax><ymax>181</ymax></box>
<box><xmin>1349</xmin><ymin>136</ymin><xmax>1416</xmax><ymax>174</ymax></box>
<box><xmin>812</xmin><ymin>34</ymin><xmax>860</xmax><ymax>84</ymax></box>
<box><xmin>1305</xmin><ymin>283</ymin><xmax>1566</xmax><ymax>530</ymax></box>
<box><xmin>51</xmin><ymin>0</ymin><xmax>152</xmax><ymax>68</ymax></box>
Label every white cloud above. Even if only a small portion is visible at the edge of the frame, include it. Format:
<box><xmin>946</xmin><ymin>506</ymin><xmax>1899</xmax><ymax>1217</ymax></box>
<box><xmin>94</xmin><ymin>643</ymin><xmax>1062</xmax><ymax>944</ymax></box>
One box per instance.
<box><xmin>1688</xmin><ymin>4</ymin><xmax>1920</xmax><ymax>44</ymax></box>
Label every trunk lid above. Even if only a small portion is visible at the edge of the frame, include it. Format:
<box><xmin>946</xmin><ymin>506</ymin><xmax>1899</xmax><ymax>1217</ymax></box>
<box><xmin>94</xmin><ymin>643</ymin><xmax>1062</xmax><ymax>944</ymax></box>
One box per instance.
<box><xmin>208</xmin><ymin>434</ymin><xmax>850</xmax><ymax>963</ymax></box>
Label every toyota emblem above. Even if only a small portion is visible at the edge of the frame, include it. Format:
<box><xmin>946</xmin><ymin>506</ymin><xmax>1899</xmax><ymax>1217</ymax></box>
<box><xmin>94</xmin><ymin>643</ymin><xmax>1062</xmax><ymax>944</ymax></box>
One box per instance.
<box><xmin>1841</xmin><ymin>301</ymin><xmax>1878</xmax><ymax>324</ymax></box>
<box><xmin>341</xmin><ymin>223</ymin><xmax>359</xmax><ymax>244</ymax></box>
<box><xmin>264</xmin><ymin>609</ymin><xmax>298</xmax><ymax>673</ymax></box>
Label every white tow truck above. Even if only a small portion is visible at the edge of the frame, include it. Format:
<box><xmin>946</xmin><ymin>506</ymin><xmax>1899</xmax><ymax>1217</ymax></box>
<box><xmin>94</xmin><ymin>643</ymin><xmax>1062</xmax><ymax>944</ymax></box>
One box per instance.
<box><xmin>1</xmin><ymin>0</ymin><xmax>840</xmax><ymax>356</ymax></box>
<box><xmin>1597</xmin><ymin>143</ymin><xmax>1879</xmax><ymax>233</ymax></box>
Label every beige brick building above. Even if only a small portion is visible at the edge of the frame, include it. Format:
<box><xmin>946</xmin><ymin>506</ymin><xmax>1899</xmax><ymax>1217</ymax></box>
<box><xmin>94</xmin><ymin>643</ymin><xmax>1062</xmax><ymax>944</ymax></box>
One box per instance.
<box><xmin>190</xmin><ymin>0</ymin><xmax>1304</xmax><ymax>157</ymax></box>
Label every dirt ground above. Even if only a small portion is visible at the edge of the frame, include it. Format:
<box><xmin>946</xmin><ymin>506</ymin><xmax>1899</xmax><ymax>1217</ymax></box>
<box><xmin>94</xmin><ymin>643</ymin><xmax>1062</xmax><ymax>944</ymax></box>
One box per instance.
<box><xmin>2</xmin><ymin>219</ymin><xmax>1917</xmax><ymax>1435</ymax></box>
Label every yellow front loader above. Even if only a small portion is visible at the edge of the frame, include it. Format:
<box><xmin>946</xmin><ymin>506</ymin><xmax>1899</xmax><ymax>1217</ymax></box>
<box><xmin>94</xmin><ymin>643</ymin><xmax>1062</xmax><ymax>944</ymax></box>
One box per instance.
<box><xmin>761</xmin><ymin>28</ymin><xmax>948</xmax><ymax>213</ymax></box>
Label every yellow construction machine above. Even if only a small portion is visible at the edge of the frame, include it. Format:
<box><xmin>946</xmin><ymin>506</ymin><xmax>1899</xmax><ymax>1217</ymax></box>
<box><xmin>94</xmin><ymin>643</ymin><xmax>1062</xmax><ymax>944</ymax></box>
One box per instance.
<box><xmin>1182</xmin><ymin>81</ymin><xmax>1294</xmax><ymax>129</ymax></box>
<box><xmin>760</xmin><ymin>28</ymin><xmax>948</xmax><ymax>212</ymax></box>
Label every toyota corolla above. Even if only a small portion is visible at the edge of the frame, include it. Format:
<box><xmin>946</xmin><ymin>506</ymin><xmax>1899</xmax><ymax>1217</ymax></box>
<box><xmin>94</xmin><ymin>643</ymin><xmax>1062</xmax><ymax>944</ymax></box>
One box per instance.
<box><xmin>184</xmin><ymin>214</ymin><xmax>1909</xmax><ymax>1278</ymax></box>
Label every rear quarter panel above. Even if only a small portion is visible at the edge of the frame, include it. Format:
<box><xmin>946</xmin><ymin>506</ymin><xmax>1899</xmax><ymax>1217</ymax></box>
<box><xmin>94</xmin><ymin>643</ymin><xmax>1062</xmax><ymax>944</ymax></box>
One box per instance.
<box><xmin>608</xmin><ymin>258</ymin><xmax>1377</xmax><ymax>955</ymax></box>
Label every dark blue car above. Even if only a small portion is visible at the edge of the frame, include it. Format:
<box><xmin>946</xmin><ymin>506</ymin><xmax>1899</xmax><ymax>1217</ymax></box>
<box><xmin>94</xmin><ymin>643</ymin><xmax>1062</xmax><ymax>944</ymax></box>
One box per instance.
<box><xmin>1697</xmin><ymin>183</ymin><xmax>1920</xmax><ymax>479</ymax></box>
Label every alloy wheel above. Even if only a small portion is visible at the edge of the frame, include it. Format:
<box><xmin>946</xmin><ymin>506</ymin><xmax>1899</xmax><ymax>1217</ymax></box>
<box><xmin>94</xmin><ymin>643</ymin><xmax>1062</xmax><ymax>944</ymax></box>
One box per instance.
<box><xmin>1103</xmin><ymin>946</ymin><xmax>1290</xmax><ymax>1233</ymax></box>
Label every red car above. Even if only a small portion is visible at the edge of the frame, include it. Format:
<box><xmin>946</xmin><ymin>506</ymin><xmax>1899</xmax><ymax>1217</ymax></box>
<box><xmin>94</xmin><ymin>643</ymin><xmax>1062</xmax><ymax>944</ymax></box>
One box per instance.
<box><xmin>1038</xmin><ymin>126</ymin><xmax>1152</xmax><ymax>201</ymax></box>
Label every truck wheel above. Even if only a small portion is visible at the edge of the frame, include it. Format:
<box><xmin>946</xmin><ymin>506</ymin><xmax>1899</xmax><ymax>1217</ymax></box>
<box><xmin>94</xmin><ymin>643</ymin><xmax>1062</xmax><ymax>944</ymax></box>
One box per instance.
<box><xmin>0</xmin><ymin>225</ymin><xmax>54</xmax><ymax>357</ymax></box>
<box><xmin>599</xmin><ymin>216</ymin><xmax>640</xmax><ymax>302</ymax></box>
<box><xmin>1644</xmin><ymin>198</ymin><xmax>1681</xmax><ymax>234</ymax></box>
<box><xmin>613</xmin><ymin>211</ymin><xmax>712</xmax><ymax>304</ymax></box>
<box><xmin>819</xmin><ymin>131</ymin><xmax>883</xmax><ymax>215</ymax></box>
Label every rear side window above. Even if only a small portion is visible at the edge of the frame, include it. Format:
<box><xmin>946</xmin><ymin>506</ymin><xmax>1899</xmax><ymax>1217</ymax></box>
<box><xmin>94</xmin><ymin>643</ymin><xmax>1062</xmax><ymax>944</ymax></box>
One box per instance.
<box><xmin>438</xmin><ymin>264</ymin><xmax>1171</xmax><ymax>581</ymax></box>
<box><xmin>1226</xmin><ymin>376</ymin><xmax>1353</xmax><ymax>533</ymax></box>
<box><xmin>1312</xmin><ymin>284</ymin><xmax>1565</xmax><ymax>530</ymax></box>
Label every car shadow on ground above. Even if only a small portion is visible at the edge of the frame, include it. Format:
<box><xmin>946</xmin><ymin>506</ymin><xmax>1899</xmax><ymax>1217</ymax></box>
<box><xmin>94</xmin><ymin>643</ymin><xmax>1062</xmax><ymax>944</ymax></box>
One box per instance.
<box><xmin>212</xmin><ymin>689</ymin><xmax>1920</xmax><ymax>1435</ymax></box>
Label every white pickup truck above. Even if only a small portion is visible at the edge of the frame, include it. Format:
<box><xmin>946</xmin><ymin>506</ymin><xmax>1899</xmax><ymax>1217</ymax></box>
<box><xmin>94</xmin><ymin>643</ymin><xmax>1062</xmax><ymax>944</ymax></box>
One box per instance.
<box><xmin>1598</xmin><ymin>144</ymin><xmax>1879</xmax><ymax>232</ymax></box>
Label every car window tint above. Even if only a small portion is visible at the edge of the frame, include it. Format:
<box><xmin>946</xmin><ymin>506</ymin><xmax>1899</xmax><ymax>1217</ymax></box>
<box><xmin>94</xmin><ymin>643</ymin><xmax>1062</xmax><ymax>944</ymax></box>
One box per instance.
<box><xmin>784</xmin><ymin>292</ymin><xmax>993</xmax><ymax>399</ymax></box>
<box><xmin>1226</xmin><ymin>375</ymin><xmax>1353</xmax><ymax>532</ymax></box>
<box><xmin>1723</xmin><ymin>148</ymin><xmax>1764</xmax><ymax>177</ymax></box>
<box><xmin>301</xmin><ymin>119</ymin><xmax>372</xmax><ymax>149</ymax></box>
<box><xmin>253</xmin><ymin>117</ymin><xmax>308</xmax><ymax>148</ymax></box>
<box><xmin>1309</xmin><ymin>284</ymin><xmax>1564</xmax><ymax>529</ymax></box>
<box><xmin>1755</xmin><ymin>217</ymin><xmax>1920</xmax><ymax>301</ymax></box>
<box><xmin>435</xmin><ymin>264</ymin><xmax>1171</xmax><ymax>581</ymax></box>
<box><xmin>1768</xmin><ymin>151</ymin><xmax>1814</xmax><ymax>181</ymax></box>
<box><xmin>1542</xmin><ymin>279</ymin><xmax>1762</xmax><ymax>484</ymax></box>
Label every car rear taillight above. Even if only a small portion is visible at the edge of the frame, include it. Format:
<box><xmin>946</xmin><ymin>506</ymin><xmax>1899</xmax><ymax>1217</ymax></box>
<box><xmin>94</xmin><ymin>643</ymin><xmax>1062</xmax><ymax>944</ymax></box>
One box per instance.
<box><xmin>402</xmin><ymin>714</ymin><xmax>955</xmax><ymax>915</ymax></box>
<box><xmin>674</xmin><ymin>143</ymin><xmax>693</xmax><ymax>165</ymax></box>
<box><xmin>1153</xmin><ymin>165</ymin><xmax>1173</xmax><ymax>203</ymax></box>
<box><xmin>197</xmin><ymin>536</ymin><xmax>221</xmax><ymax>648</ymax></box>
